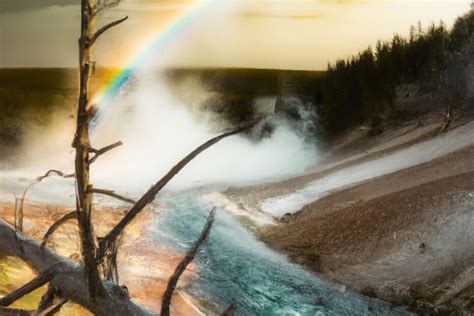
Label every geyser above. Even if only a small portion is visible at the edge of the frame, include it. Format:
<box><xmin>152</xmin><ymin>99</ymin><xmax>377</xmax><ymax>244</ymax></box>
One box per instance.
<box><xmin>91</xmin><ymin>72</ymin><xmax>318</xmax><ymax>193</ymax></box>
<box><xmin>4</xmin><ymin>71</ymin><xmax>318</xmax><ymax>202</ymax></box>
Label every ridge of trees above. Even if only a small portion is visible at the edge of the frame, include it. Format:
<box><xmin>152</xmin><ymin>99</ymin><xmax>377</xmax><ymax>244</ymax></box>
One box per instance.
<box><xmin>316</xmin><ymin>9</ymin><xmax>474</xmax><ymax>133</ymax></box>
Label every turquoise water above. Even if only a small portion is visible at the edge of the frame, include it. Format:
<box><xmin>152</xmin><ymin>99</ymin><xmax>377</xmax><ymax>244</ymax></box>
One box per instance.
<box><xmin>151</xmin><ymin>192</ymin><xmax>410</xmax><ymax>316</ymax></box>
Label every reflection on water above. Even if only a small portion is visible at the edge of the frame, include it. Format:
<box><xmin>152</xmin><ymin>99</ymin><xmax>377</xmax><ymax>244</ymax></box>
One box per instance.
<box><xmin>151</xmin><ymin>193</ymin><xmax>410</xmax><ymax>315</ymax></box>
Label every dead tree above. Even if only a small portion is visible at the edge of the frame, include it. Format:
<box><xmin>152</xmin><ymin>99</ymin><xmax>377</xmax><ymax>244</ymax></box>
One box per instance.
<box><xmin>439</xmin><ymin>33</ymin><xmax>474</xmax><ymax>131</ymax></box>
<box><xmin>0</xmin><ymin>2</ymin><xmax>257</xmax><ymax>314</ymax></box>
<box><xmin>0</xmin><ymin>126</ymin><xmax>250</xmax><ymax>314</ymax></box>
<box><xmin>73</xmin><ymin>0</ymin><xmax>129</xmax><ymax>299</ymax></box>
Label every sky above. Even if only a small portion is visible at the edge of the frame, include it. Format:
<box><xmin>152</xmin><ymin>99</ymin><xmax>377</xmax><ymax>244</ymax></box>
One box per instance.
<box><xmin>0</xmin><ymin>0</ymin><xmax>472</xmax><ymax>70</ymax></box>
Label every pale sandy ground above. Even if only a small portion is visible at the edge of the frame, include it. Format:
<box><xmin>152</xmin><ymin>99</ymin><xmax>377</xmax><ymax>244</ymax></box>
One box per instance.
<box><xmin>223</xmin><ymin>110</ymin><xmax>474</xmax><ymax>314</ymax></box>
<box><xmin>0</xmin><ymin>202</ymin><xmax>203</xmax><ymax>315</ymax></box>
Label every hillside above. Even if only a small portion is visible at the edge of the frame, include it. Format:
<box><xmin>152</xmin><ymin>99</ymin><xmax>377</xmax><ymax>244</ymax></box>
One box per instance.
<box><xmin>222</xmin><ymin>102</ymin><xmax>474</xmax><ymax>314</ymax></box>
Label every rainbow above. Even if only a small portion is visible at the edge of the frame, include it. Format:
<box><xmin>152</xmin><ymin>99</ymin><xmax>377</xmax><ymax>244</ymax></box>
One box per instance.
<box><xmin>90</xmin><ymin>0</ymin><xmax>217</xmax><ymax>130</ymax></box>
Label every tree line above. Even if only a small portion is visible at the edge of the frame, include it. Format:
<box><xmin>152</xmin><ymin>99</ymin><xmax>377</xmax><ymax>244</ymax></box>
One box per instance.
<box><xmin>314</xmin><ymin>9</ymin><xmax>474</xmax><ymax>133</ymax></box>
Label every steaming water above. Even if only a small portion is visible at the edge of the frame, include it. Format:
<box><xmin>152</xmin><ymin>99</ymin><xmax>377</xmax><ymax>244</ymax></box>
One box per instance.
<box><xmin>88</xmin><ymin>74</ymin><xmax>319</xmax><ymax>193</ymax></box>
<box><xmin>262</xmin><ymin>120</ymin><xmax>474</xmax><ymax>217</ymax></box>
<box><xmin>152</xmin><ymin>192</ymin><xmax>409</xmax><ymax>315</ymax></box>
<box><xmin>254</xmin><ymin>96</ymin><xmax>277</xmax><ymax>115</ymax></box>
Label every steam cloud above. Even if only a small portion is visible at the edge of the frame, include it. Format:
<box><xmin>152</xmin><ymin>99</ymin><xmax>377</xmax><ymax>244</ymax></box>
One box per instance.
<box><xmin>2</xmin><ymin>70</ymin><xmax>318</xmax><ymax>203</ymax></box>
<box><xmin>91</xmin><ymin>71</ymin><xmax>318</xmax><ymax>192</ymax></box>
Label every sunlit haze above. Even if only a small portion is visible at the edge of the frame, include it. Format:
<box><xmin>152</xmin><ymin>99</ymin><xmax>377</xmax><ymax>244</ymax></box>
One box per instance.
<box><xmin>0</xmin><ymin>0</ymin><xmax>471</xmax><ymax>69</ymax></box>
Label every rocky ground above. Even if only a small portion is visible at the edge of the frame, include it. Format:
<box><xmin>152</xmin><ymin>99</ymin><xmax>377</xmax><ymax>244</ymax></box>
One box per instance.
<box><xmin>225</xmin><ymin>109</ymin><xmax>474</xmax><ymax>314</ymax></box>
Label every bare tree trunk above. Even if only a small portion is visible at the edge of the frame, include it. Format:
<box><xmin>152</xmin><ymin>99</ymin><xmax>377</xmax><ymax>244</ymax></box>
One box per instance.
<box><xmin>441</xmin><ymin>102</ymin><xmax>452</xmax><ymax>132</ymax></box>
<box><xmin>13</xmin><ymin>196</ymin><xmax>19</xmax><ymax>231</ymax></box>
<box><xmin>74</xmin><ymin>0</ymin><xmax>106</xmax><ymax>299</ymax></box>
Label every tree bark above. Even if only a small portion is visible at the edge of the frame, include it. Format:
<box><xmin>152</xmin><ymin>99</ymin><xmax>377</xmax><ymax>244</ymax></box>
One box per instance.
<box><xmin>75</xmin><ymin>0</ymin><xmax>106</xmax><ymax>300</ymax></box>
<box><xmin>0</xmin><ymin>270</ymin><xmax>53</xmax><ymax>306</ymax></box>
<box><xmin>0</xmin><ymin>307</ymin><xmax>32</xmax><ymax>316</ymax></box>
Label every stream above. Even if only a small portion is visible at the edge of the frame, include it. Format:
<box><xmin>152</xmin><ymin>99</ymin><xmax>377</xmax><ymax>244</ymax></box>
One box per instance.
<box><xmin>150</xmin><ymin>192</ymin><xmax>410</xmax><ymax>315</ymax></box>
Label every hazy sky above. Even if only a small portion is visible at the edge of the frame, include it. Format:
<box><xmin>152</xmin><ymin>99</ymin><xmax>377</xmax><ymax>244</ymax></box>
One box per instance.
<box><xmin>0</xmin><ymin>0</ymin><xmax>471</xmax><ymax>70</ymax></box>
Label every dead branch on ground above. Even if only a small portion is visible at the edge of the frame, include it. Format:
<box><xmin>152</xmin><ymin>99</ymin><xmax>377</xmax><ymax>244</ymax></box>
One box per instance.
<box><xmin>0</xmin><ymin>307</ymin><xmax>32</xmax><ymax>316</ymax></box>
<box><xmin>41</xmin><ymin>211</ymin><xmax>78</xmax><ymax>249</ymax></box>
<box><xmin>160</xmin><ymin>208</ymin><xmax>216</xmax><ymax>316</ymax></box>
<box><xmin>0</xmin><ymin>268</ymin><xmax>54</xmax><ymax>306</ymax></box>
<box><xmin>0</xmin><ymin>219</ymin><xmax>157</xmax><ymax>315</ymax></box>
<box><xmin>37</xmin><ymin>298</ymin><xmax>68</xmax><ymax>316</ymax></box>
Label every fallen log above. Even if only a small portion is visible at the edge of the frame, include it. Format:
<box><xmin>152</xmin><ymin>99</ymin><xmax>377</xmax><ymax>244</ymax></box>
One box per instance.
<box><xmin>0</xmin><ymin>220</ymin><xmax>157</xmax><ymax>316</ymax></box>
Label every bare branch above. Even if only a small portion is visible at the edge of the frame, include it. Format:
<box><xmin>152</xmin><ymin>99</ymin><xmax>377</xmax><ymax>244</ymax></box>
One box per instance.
<box><xmin>13</xmin><ymin>169</ymin><xmax>74</xmax><ymax>232</ymax></box>
<box><xmin>100</xmin><ymin>234</ymin><xmax>123</xmax><ymax>285</ymax></box>
<box><xmin>0</xmin><ymin>307</ymin><xmax>32</xmax><ymax>316</ymax></box>
<box><xmin>93</xmin><ymin>0</ymin><xmax>122</xmax><ymax>17</ymax></box>
<box><xmin>89</xmin><ymin>188</ymin><xmax>136</xmax><ymax>204</ymax></box>
<box><xmin>41</xmin><ymin>211</ymin><xmax>78</xmax><ymax>249</ymax></box>
<box><xmin>89</xmin><ymin>17</ymin><xmax>128</xmax><ymax>47</ymax></box>
<box><xmin>16</xmin><ymin>183</ymin><xmax>36</xmax><ymax>232</ymax></box>
<box><xmin>19</xmin><ymin>150</ymin><xmax>110</xmax><ymax>218</ymax></box>
<box><xmin>0</xmin><ymin>270</ymin><xmax>53</xmax><ymax>306</ymax></box>
<box><xmin>89</xmin><ymin>141</ymin><xmax>123</xmax><ymax>164</ymax></box>
<box><xmin>14</xmin><ymin>195</ymin><xmax>20</xmax><ymax>232</ymax></box>
<box><xmin>160</xmin><ymin>208</ymin><xmax>216</xmax><ymax>316</ymax></box>
<box><xmin>97</xmin><ymin>124</ymin><xmax>255</xmax><ymax>261</ymax></box>
<box><xmin>22</xmin><ymin>283</ymin><xmax>67</xmax><ymax>316</ymax></box>
<box><xmin>36</xmin><ymin>170</ymin><xmax>74</xmax><ymax>182</ymax></box>
<box><xmin>37</xmin><ymin>295</ymin><xmax>68</xmax><ymax>316</ymax></box>
<box><xmin>36</xmin><ymin>284</ymin><xmax>56</xmax><ymax>315</ymax></box>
